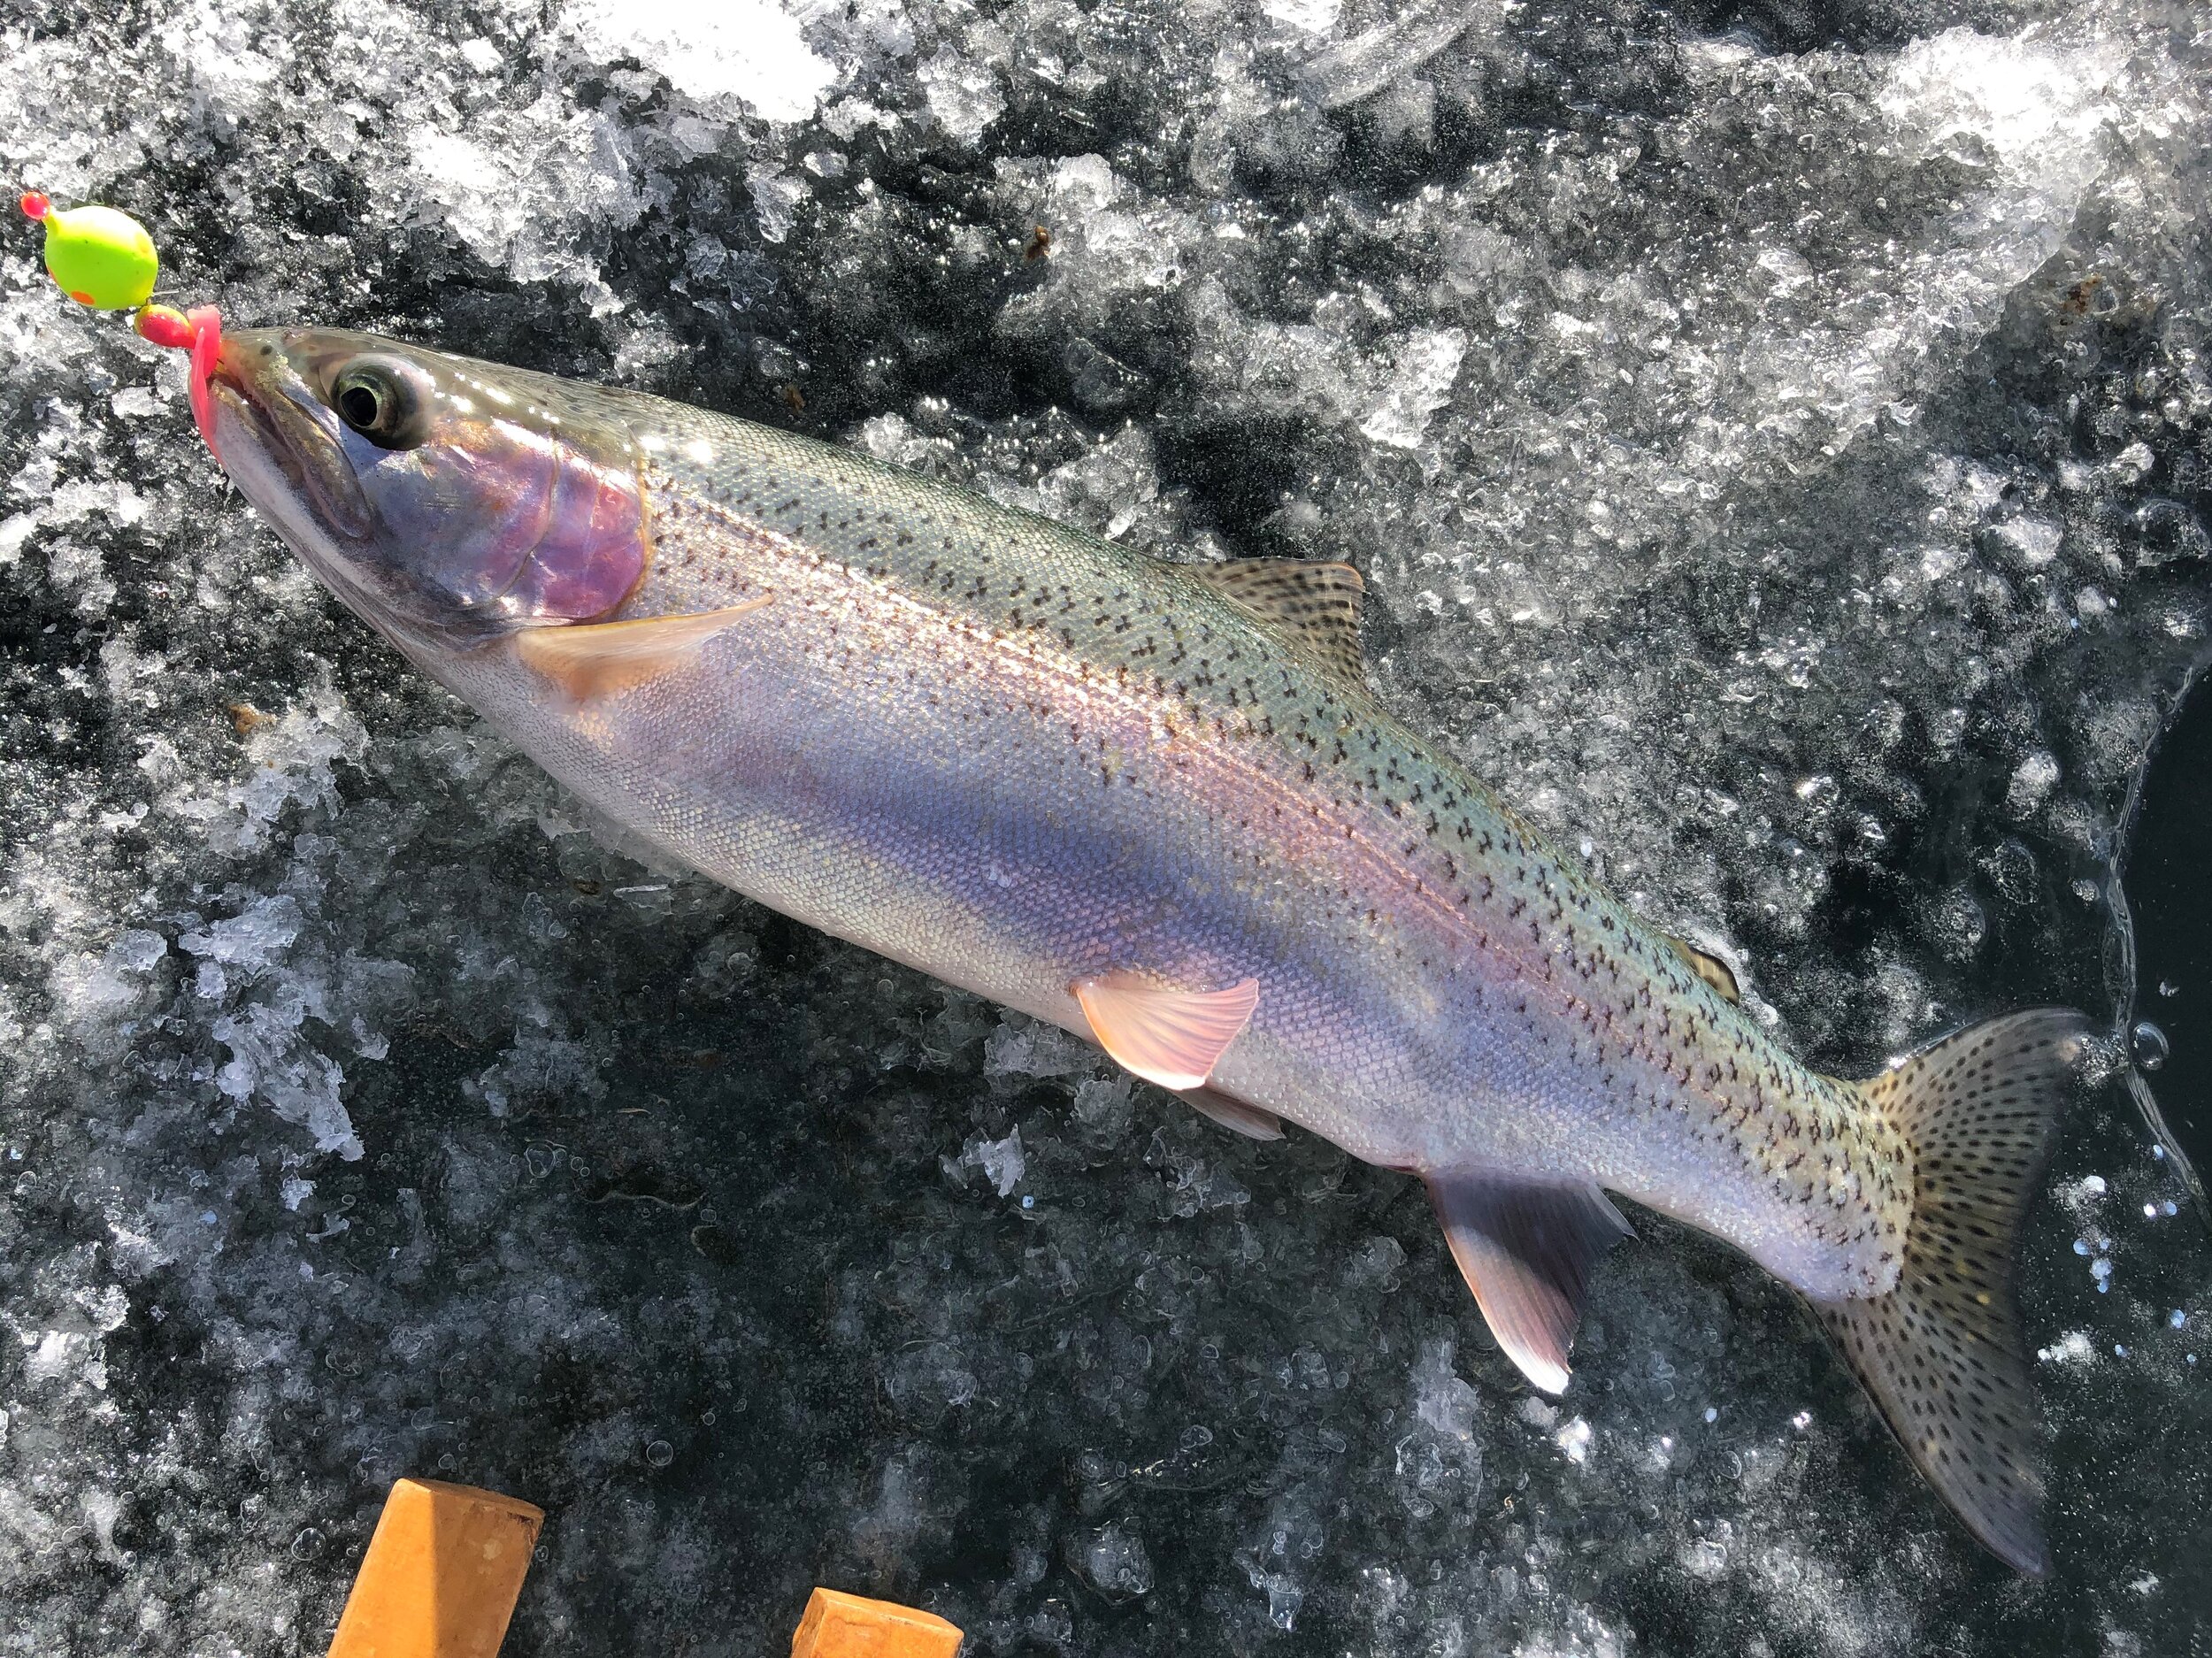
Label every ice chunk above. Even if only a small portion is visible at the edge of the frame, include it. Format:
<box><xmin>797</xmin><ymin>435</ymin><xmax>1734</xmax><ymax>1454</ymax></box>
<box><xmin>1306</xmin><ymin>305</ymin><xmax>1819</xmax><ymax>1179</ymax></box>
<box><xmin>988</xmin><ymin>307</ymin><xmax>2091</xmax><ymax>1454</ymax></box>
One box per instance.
<box><xmin>981</xmin><ymin>1013</ymin><xmax>1094</xmax><ymax>1081</ymax></box>
<box><xmin>747</xmin><ymin>163</ymin><xmax>810</xmax><ymax>244</ymax></box>
<box><xmin>1068</xmin><ymin>1520</ymin><xmax>1152</xmax><ymax>1601</ymax></box>
<box><xmin>918</xmin><ymin>48</ymin><xmax>1005</xmax><ymax>145</ymax></box>
<box><xmin>1262</xmin><ymin>0</ymin><xmax>1339</xmax><ymax>36</ymax></box>
<box><xmin>887</xmin><ymin>1341</ymin><xmax>979</xmax><ymax>1422</ymax></box>
<box><xmin>1554</xmin><ymin>1416</ymin><xmax>1594</xmax><ymax>1464</ymax></box>
<box><xmin>1991</xmin><ymin>517</ymin><xmax>2064</xmax><ymax>572</ymax></box>
<box><xmin>1300</xmin><ymin>7</ymin><xmax>1486</xmax><ymax>111</ymax></box>
<box><xmin>1360</xmin><ymin>327</ymin><xmax>1467</xmax><ymax>449</ymax></box>
<box><xmin>1880</xmin><ymin>29</ymin><xmax>2122</xmax><ymax>192</ymax></box>
<box><xmin>211</xmin><ymin>1004</ymin><xmax>360</xmax><ymax>1160</ymax></box>
<box><xmin>180</xmin><ymin>895</ymin><xmax>303</xmax><ymax>972</ymax></box>
<box><xmin>0</xmin><ymin>513</ymin><xmax>35</xmax><ymax>564</ymax></box>
<box><xmin>945</xmin><ymin>1128</ymin><xmax>1025</xmax><ymax>1197</ymax></box>
<box><xmin>1395</xmin><ymin>1340</ymin><xmax>1483</xmax><ymax>1518</ymax></box>
<box><xmin>1236</xmin><ymin>1496</ymin><xmax>1324</xmax><ymax>1630</ymax></box>
<box><xmin>410</xmin><ymin>93</ymin><xmax>643</xmax><ymax>294</ymax></box>
<box><xmin>26</xmin><ymin>1329</ymin><xmax>106</xmax><ymax>1391</ymax></box>
<box><xmin>42</xmin><ymin>479</ymin><xmax>147</xmax><ymax>528</ymax></box>
<box><xmin>2005</xmin><ymin>749</ymin><xmax>2061</xmax><ymax>817</ymax></box>
<box><xmin>2039</xmin><ymin>1331</ymin><xmax>2098</xmax><ymax>1364</ymax></box>
<box><xmin>561</xmin><ymin>0</ymin><xmax>834</xmax><ymax>123</ymax></box>
<box><xmin>49</xmin><ymin>929</ymin><xmax>166</xmax><ymax>1054</ymax></box>
<box><xmin>1413</xmin><ymin>1341</ymin><xmax>1481</xmax><ymax>1439</ymax></box>
<box><xmin>1069</xmin><ymin>1074</ymin><xmax>1135</xmax><ymax>1145</ymax></box>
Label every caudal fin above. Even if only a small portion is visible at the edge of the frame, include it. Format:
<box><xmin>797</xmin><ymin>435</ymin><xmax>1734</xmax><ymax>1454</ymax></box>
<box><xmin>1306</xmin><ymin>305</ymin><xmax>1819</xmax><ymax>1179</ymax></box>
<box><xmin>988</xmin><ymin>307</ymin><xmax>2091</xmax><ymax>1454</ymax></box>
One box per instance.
<box><xmin>1816</xmin><ymin>1008</ymin><xmax>2097</xmax><ymax>1576</ymax></box>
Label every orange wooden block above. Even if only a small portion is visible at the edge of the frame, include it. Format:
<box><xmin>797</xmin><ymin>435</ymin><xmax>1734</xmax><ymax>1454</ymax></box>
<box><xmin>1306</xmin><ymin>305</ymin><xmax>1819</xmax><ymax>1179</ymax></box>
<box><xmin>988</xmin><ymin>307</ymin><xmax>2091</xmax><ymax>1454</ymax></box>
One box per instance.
<box><xmin>326</xmin><ymin>1478</ymin><xmax>544</xmax><ymax>1658</ymax></box>
<box><xmin>790</xmin><ymin>1587</ymin><xmax>964</xmax><ymax>1657</ymax></box>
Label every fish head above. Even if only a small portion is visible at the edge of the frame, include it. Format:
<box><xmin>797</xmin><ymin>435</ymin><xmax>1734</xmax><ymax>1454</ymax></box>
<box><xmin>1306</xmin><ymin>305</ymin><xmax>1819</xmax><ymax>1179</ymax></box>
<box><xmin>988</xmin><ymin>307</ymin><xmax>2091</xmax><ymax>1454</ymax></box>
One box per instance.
<box><xmin>204</xmin><ymin>327</ymin><xmax>650</xmax><ymax>647</ymax></box>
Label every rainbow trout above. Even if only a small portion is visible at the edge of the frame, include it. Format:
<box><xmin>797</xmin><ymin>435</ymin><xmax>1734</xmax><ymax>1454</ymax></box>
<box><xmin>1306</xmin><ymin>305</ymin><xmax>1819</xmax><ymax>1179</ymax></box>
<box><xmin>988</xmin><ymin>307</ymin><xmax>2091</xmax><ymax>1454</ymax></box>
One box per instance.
<box><xmin>197</xmin><ymin>325</ymin><xmax>2092</xmax><ymax>1572</ymax></box>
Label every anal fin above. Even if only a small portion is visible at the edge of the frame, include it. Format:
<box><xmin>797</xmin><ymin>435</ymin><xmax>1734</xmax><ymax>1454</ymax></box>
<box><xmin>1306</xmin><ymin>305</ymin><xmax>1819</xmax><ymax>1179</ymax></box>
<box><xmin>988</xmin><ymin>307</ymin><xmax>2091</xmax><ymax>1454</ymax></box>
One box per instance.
<box><xmin>1428</xmin><ymin>1173</ymin><xmax>1633</xmax><ymax>1394</ymax></box>
<box><xmin>1073</xmin><ymin>971</ymin><xmax>1258</xmax><ymax>1092</ymax></box>
<box><xmin>1175</xmin><ymin>1085</ymin><xmax>1286</xmax><ymax>1142</ymax></box>
<box><xmin>513</xmin><ymin>596</ymin><xmax>773</xmax><ymax>702</ymax></box>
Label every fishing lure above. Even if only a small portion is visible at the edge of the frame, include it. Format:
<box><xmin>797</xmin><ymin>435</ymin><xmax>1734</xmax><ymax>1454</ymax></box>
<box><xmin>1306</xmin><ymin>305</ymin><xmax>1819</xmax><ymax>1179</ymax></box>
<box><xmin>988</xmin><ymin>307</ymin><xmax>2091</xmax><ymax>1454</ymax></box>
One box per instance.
<box><xmin>19</xmin><ymin>190</ymin><xmax>157</xmax><ymax>311</ymax></box>
<box><xmin>18</xmin><ymin>190</ymin><xmax>222</xmax><ymax>445</ymax></box>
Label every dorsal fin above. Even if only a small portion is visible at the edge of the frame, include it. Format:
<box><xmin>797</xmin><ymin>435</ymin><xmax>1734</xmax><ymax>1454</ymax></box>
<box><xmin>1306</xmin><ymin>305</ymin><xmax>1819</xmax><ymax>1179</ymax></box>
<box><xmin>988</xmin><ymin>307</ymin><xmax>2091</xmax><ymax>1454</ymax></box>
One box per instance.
<box><xmin>1668</xmin><ymin>935</ymin><xmax>1740</xmax><ymax>1003</ymax></box>
<box><xmin>1188</xmin><ymin>559</ymin><xmax>1367</xmax><ymax>690</ymax></box>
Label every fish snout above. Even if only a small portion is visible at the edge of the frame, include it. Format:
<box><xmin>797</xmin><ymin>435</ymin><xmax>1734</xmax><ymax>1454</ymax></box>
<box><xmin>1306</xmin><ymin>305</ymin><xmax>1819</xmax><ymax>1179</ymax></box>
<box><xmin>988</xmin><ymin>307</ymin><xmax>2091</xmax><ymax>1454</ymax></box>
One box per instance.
<box><xmin>207</xmin><ymin>329</ymin><xmax>378</xmax><ymax>542</ymax></box>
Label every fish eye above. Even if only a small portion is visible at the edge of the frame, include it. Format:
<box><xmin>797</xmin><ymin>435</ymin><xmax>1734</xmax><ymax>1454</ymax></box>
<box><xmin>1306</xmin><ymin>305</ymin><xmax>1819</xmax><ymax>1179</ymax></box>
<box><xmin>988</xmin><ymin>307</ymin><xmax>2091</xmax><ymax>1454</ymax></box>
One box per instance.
<box><xmin>328</xmin><ymin>357</ymin><xmax>435</xmax><ymax>450</ymax></box>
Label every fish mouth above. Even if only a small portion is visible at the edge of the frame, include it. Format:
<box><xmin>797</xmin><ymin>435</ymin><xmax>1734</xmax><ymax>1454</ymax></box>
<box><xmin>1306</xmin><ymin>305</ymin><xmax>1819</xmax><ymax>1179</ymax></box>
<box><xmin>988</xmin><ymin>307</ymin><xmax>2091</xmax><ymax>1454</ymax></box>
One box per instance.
<box><xmin>207</xmin><ymin>334</ymin><xmax>378</xmax><ymax>545</ymax></box>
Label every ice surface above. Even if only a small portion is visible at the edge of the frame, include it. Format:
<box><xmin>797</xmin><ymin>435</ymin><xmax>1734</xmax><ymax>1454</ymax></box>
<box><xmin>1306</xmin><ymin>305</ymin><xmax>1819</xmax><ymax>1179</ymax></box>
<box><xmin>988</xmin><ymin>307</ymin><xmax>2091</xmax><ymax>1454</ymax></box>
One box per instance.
<box><xmin>3</xmin><ymin>0</ymin><xmax>2211</xmax><ymax>1653</ymax></box>
<box><xmin>560</xmin><ymin>0</ymin><xmax>838</xmax><ymax>126</ymax></box>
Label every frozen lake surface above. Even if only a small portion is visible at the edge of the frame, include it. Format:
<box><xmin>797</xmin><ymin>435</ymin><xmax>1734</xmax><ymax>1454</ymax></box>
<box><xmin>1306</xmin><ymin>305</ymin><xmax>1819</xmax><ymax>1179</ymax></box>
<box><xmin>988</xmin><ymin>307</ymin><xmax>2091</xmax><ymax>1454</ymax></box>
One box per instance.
<box><xmin>2</xmin><ymin>0</ymin><xmax>2208</xmax><ymax>1650</ymax></box>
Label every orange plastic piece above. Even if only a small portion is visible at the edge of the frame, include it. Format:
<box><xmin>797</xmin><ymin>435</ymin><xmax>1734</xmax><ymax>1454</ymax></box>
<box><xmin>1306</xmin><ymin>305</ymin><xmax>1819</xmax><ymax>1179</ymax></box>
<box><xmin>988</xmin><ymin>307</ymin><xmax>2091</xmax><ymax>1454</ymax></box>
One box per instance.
<box><xmin>326</xmin><ymin>1478</ymin><xmax>544</xmax><ymax>1658</ymax></box>
<box><xmin>790</xmin><ymin>1588</ymin><xmax>964</xmax><ymax>1657</ymax></box>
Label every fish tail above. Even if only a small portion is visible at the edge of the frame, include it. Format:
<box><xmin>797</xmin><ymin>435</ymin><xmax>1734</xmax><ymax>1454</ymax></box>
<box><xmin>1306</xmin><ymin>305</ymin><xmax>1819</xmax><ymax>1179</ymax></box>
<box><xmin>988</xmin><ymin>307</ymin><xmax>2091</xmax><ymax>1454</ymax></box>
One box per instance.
<box><xmin>1813</xmin><ymin>1007</ymin><xmax>2098</xmax><ymax>1575</ymax></box>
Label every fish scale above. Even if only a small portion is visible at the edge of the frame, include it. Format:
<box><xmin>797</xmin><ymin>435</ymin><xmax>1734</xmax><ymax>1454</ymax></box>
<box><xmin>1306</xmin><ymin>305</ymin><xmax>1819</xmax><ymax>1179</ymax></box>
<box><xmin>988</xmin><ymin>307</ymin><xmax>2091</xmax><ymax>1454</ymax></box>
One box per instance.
<box><xmin>201</xmin><ymin>325</ymin><xmax>2098</xmax><ymax>1574</ymax></box>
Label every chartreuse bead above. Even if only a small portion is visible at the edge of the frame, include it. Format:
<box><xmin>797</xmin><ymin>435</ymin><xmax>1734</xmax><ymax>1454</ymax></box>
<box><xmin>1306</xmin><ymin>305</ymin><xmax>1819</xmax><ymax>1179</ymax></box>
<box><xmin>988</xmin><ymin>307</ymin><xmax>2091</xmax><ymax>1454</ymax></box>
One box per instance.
<box><xmin>22</xmin><ymin>195</ymin><xmax>159</xmax><ymax>311</ymax></box>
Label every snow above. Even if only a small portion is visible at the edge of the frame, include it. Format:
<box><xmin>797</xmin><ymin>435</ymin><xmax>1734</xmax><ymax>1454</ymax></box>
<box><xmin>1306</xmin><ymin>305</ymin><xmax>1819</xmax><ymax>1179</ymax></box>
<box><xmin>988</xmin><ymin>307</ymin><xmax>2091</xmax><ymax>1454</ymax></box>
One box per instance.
<box><xmin>0</xmin><ymin>0</ymin><xmax>2208</xmax><ymax>1652</ymax></box>
<box><xmin>559</xmin><ymin>0</ymin><xmax>837</xmax><ymax>126</ymax></box>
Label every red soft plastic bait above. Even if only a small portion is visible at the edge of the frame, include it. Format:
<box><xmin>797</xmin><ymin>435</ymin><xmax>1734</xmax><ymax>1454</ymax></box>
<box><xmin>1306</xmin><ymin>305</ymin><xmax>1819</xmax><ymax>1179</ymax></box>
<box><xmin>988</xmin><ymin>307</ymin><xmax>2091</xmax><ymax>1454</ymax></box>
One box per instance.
<box><xmin>134</xmin><ymin>303</ymin><xmax>195</xmax><ymax>349</ymax></box>
<box><xmin>186</xmin><ymin>303</ymin><xmax>222</xmax><ymax>456</ymax></box>
<box><xmin>134</xmin><ymin>302</ymin><xmax>225</xmax><ymax>458</ymax></box>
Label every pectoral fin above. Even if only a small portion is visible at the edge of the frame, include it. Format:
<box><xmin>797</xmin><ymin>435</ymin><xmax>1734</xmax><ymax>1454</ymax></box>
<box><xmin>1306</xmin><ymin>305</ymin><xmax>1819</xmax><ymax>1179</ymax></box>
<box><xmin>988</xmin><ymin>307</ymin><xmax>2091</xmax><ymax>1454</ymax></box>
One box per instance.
<box><xmin>1175</xmin><ymin>1085</ymin><xmax>1286</xmax><ymax>1141</ymax></box>
<box><xmin>514</xmin><ymin>596</ymin><xmax>774</xmax><ymax>702</ymax></box>
<box><xmin>1427</xmin><ymin>1173</ymin><xmax>1633</xmax><ymax>1394</ymax></box>
<box><xmin>1073</xmin><ymin>971</ymin><xmax>1259</xmax><ymax>1092</ymax></box>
